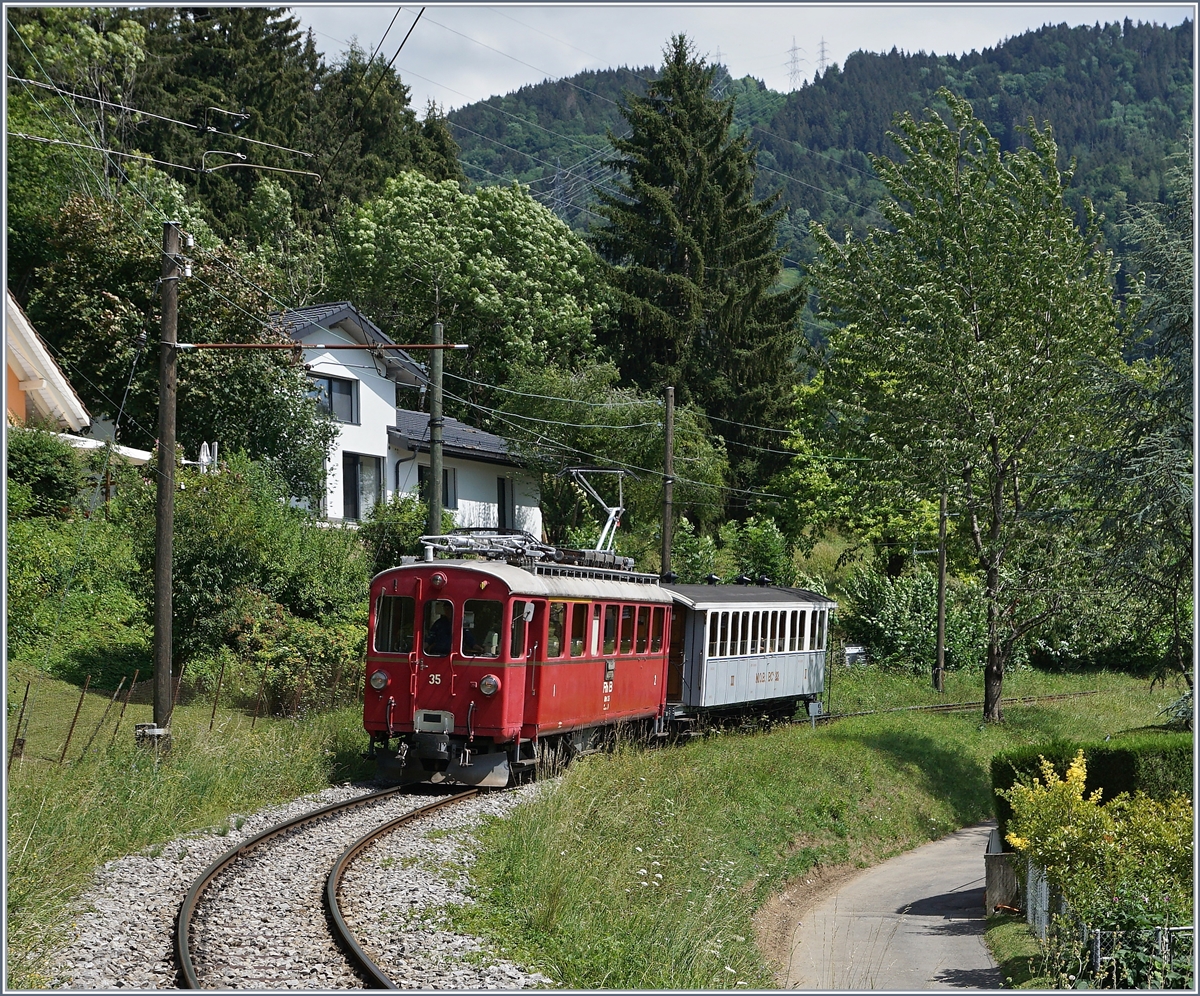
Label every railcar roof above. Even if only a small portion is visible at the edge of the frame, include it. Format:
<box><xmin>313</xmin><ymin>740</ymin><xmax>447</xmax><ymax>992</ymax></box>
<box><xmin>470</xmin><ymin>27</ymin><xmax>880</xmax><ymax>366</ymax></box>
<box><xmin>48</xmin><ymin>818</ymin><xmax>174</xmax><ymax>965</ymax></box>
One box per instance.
<box><xmin>375</xmin><ymin>561</ymin><xmax>676</xmax><ymax>604</ymax></box>
<box><xmin>662</xmin><ymin>583</ymin><xmax>836</xmax><ymax>609</ymax></box>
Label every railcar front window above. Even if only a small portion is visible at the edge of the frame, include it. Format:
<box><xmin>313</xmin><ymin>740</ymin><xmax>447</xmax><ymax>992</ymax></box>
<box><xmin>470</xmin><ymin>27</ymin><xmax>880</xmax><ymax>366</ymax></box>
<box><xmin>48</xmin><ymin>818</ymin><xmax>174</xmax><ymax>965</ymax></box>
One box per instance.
<box><xmin>603</xmin><ymin>605</ymin><xmax>618</xmax><ymax>654</ymax></box>
<box><xmin>547</xmin><ymin>602</ymin><xmax>567</xmax><ymax>657</ymax></box>
<box><xmin>510</xmin><ymin>600</ymin><xmax>528</xmax><ymax>659</ymax></box>
<box><xmin>374</xmin><ymin>595</ymin><xmax>416</xmax><ymax>653</ymax></box>
<box><xmin>635</xmin><ymin>606</ymin><xmax>650</xmax><ymax>653</ymax></box>
<box><xmin>650</xmin><ymin>607</ymin><xmax>665</xmax><ymax>652</ymax></box>
<box><xmin>620</xmin><ymin>605</ymin><xmax>635</xmax><ymax>654</ymax></box>
<box><xmin>423</xmin><ymin>599</ymin><xmax>454</xmax><ymax>657</ymax></box>
<box><xmin>570</xmin><ymin>603</ymin><xmax>588</xmax><ymax>657</ymax></box>
<box><xmin>462</xmin><ymin>599</ymin><xmax>503</xmax><ymax>658</ymax></box>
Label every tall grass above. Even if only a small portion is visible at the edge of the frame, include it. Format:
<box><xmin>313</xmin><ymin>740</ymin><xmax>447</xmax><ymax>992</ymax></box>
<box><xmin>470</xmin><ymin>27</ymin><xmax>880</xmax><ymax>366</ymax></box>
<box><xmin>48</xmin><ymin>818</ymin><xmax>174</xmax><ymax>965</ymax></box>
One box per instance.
<box><xmin>5</xmin><ymin>672</ymin><xmax>372</xmax><ymax>989</ymax></box>
<box><xmin>457</xmin><ymin>670</ymin><xmax>1176</xmax><ymax>989</ymax></box>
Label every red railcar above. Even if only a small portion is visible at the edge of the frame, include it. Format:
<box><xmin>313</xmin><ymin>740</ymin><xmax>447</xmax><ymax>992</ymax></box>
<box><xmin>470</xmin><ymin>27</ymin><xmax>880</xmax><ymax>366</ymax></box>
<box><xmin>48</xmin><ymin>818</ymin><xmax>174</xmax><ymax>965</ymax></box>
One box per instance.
<box><xmin>364</xmin><ymin>559</ymin><xmax>675</xmax><ymax>786</ymax></box>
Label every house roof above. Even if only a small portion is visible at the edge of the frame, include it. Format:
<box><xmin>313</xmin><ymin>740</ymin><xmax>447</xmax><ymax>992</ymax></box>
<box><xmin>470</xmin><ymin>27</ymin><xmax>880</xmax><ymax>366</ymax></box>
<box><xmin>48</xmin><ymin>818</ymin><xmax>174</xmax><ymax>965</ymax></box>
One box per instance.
<box><xmin>6</xmin><ymin>290</ymin><xmax>90</xmax><ymax>432</ymax></box>
<box><xmin>270</xmin><ymin>301</ymin><xmax>426</xmax><ymax>387</ymax></box>
<box><xmin>390</xmin><ymin>408</ymin><xmax>521</xmax><ymax>468</ymax></box>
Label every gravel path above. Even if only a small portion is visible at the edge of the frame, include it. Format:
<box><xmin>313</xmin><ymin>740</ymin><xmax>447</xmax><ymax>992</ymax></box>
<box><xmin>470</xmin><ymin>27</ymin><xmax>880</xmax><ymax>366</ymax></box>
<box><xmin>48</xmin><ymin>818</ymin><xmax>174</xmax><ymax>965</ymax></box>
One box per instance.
<box><xmin>51</xmin><ymin>782</ymin><xmax>550</xmax><ymax>989</ymax></box>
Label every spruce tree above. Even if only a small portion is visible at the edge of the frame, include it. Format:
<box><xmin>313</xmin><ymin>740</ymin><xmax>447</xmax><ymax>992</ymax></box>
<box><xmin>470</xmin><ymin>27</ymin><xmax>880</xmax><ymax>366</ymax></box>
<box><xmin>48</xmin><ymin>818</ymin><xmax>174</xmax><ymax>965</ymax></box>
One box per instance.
<box><xmin>592</xmin><ymin>35</ymin><xmax>803</xmax><ymax>504</ymax></box>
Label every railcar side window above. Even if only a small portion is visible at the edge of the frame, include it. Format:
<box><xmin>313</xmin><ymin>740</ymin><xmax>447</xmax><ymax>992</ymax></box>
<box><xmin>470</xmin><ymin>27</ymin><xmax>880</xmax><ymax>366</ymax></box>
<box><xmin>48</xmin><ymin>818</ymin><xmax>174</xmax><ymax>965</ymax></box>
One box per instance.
<box><xmin>510</xmin><ymin>600</ymin><xmax>528</xmax><ymax>659</ymax></box>
<box><xmin>603</xmin><ymin>605</ymin><xmax>619</xmax><ymax>654</ymax></box>
<box><xmin>374</xmin><ymin>595</ymin><xmax>415</xmax><ymax>653</ymax></box>
<box><xmin>423</xmin><ymin>599</ymin><xmax>454</xmax><ymax>657</ymax></box>
<box><xmin>570</xmin><ymin>603</ymin><xmax>588</xmax><ymax>657</ymax></box>
<box><xmin>592</xmin><ymin>604</ymin><xmax>602</xmax><ymax>656</ymax></box>
<box><xmin>462</xmin><ymin>599</ymin><xmax>503</xmax><ymax>658</ymax></box>
<box><xmin>619</xmin><ymin>605</ymin><xmax>635</xmax><ymax>654</ymax></box>
<box><xmin>547</xmin><ymin>602</ymin><xmax>567</xmax><ymax>658</ymax></box>
<box><xmin>650</xmin><ymin>607</ymin><xmax>665</xmax><ymax>652</ymax></box>
<box><xmin>635</xmin><ymin>606</ymin><xmax>650</xmax><ymax>653</ymax></box>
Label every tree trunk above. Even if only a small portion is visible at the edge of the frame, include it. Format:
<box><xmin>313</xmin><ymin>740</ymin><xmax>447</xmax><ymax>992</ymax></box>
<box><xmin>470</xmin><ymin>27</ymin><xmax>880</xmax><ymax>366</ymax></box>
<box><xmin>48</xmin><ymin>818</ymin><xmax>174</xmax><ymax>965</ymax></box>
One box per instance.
<box><xmin>983</xmin><ymin>566</ymin><xmax>1005</xmax><ymax>722</ymax></box>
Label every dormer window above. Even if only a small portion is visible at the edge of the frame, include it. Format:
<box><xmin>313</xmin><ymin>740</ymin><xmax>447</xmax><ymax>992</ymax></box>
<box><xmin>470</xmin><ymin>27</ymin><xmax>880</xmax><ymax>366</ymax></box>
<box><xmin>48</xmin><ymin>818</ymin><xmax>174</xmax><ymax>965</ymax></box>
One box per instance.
<box><xmin>308</xmin><ymin>374</ymin><xmax>357</xmax><ymax>423</ymax></box>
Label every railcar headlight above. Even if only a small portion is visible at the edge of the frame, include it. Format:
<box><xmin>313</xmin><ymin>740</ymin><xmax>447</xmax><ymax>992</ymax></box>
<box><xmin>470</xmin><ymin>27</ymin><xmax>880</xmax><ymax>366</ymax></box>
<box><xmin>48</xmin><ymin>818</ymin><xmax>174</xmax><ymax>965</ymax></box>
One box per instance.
<box><xmin>431</xmin><ymin>572</ymin><xmax>447</xmax><ymax>588</ymax></box>
<box><xmin>479</xmin><ymin>673</ymin><xmax>501</xmax><ymax>696</ymax></box>
<box><xmin>369</xmin><ymin>670</ymin><xmax>389</xmax><ymax>690</ymax></box>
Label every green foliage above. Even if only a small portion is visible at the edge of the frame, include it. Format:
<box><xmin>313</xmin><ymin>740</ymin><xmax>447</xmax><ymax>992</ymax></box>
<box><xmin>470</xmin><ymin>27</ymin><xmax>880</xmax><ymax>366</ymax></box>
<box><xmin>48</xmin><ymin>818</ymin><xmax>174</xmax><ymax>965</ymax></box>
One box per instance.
<box><xmin>1000</xmin><ymin>750</ymin><xmax>1193</xmax><ymax>987</ymax></box>
<box><xmin>330</xmin><ymin>171</ymin><xmax>606</xmax><ymax>397</ymax></box>
<box><xmin>990</xmin><ymin>733</ymin><xmax>1194</xmax><ymax>841</ymax></box>
<box><xmin>358</xmin><ymin>492</ymin><xmax>439</xmax><ymax>577</ymax></box>
<box><xmin>592</xmin><ymin>35</ymin><xmax>804</xmax><ymax>500</ymax></box>
<box><xmin>808</xmin><ymin>88</ymin><xmax>1120</xmax><ymax>717</ymax></box>
<box><xmin>492</xmin><ymin>363</ymin><xmax>727</xmax><ymax>546</ymax></box>
<box><xmin>839</xmin><ymin>567</ymin><xmax>988</xmax><ymax>672</ymax></box>
<box><xmin>670</xmin><ymin>517</ymin><xmax>718</xmax><ymax>583</ymax></box>
<box><xmin>5</xmin><ymin>425</ymin><xmax>85</xmax><ymax>518</ymax></box>
<box><xmin>716</xmin><ymin>515</ymin><xmax>796</xmax><ymax>586</ymax></box>
<box><xmin>125</xmin><ymin>454</ymin><xmax>368</xmax><ymax>664</ymax></box>
<box><xmin>22</xmin><ymin>183</ymin><xmax>337</xmax><ymax>503</ymax></box>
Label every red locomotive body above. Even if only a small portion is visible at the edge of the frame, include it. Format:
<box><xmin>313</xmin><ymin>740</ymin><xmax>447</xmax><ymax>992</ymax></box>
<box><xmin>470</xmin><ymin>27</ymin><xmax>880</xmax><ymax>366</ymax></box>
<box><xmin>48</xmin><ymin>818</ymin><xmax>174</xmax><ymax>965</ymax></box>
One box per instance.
<box><xmin>364</xmin><ymin>560</ymin><xmax>674</xmax><ymax>786</ymax></box>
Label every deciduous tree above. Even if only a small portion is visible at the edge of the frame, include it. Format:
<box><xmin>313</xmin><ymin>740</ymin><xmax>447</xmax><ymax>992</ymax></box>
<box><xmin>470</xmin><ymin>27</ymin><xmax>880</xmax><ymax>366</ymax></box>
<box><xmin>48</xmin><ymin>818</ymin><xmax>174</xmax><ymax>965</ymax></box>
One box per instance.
<box><xmin>807</xmin><ymin>89</ymin><xmax>1119</xmax><ymax>720</ymax></box>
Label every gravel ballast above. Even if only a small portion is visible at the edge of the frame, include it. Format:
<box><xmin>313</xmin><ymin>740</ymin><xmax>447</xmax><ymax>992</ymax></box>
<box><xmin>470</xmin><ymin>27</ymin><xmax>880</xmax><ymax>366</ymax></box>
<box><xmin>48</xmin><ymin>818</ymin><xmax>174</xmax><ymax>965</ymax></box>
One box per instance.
<box><xmin>51</xmin><ymin>783</ymin><xmax>550</xmax><ymax>989</ymax></box>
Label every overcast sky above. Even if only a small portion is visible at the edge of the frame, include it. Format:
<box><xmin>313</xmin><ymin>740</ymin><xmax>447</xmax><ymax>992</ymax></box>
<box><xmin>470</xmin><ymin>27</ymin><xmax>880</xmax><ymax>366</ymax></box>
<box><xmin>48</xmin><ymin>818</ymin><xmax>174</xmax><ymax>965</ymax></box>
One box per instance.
<box><xmin>292</xmin><ymin>3</ymin><xmax>1193</xmax><ymax>111</ymax></box>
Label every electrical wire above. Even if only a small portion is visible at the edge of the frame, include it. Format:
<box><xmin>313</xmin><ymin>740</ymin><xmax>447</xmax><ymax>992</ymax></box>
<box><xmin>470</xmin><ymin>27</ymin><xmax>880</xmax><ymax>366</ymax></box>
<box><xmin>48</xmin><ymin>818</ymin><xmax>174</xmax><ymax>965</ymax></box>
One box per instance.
<box><xmin>8</xmin><ymin>131</ymin><xmax>197</xmax><ymax>171</ymax></box>
<box><xmin>443</xmin><ymin>370</ymin><xmax>659</xmax><ymax>408</ymax></box>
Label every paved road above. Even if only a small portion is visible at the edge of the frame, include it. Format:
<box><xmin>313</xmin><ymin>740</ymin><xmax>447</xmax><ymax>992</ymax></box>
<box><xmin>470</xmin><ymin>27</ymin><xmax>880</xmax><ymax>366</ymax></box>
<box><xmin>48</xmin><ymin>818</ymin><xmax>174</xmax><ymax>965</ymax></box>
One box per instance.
<box><xmin>786</xmin><ymin>822</ymin><xmax>1001</xmax><ymax>990</ymax></box>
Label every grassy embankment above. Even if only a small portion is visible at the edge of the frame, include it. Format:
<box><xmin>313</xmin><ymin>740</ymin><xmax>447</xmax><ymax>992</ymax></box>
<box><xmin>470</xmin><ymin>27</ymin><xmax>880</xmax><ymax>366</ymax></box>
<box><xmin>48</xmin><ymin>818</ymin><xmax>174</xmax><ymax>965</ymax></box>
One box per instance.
<box><xmin>4</xmin><ymin>665</ymin><xmax>1179</xmax><ymax>989</ymax></box>
<box><xmin>452</xmin><ymin>668</ymin><xmax>1180</xmax><ymax>989</ymax></box>
<box><xmin>4</xmin><ymin>663</ymin><xmax>374</xmax><ymax>989</ymax></box>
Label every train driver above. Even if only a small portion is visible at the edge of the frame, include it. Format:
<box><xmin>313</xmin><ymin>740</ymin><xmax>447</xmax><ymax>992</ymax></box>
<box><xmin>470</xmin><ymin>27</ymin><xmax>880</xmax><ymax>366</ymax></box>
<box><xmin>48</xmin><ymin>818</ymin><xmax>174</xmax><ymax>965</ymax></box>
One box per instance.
<box><xmin>425</xmin><ymin>602</ymin><xmax>453</xmax><ymax>656</ymax></box>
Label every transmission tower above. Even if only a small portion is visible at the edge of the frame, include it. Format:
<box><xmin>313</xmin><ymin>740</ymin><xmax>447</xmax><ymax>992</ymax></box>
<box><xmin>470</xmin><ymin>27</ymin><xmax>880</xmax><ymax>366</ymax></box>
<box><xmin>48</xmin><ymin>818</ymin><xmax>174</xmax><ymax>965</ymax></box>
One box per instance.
<box><xmin>817</xmin><ymin>36</ymin><xmax>830</xmax><ymax>75</ymax></box>
<box><xmin>787</xmin><ymin>37</ymin><xmax>805</xmax><ymax>91</ymax></box>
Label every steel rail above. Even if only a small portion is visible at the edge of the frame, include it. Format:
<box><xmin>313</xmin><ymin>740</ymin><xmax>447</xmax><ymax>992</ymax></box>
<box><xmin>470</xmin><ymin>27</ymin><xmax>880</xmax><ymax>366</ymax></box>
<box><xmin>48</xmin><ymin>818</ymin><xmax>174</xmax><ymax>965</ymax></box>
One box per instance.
<box><xmin>175</xmin><ymin>786</ymin><xmax>407</xmax><ymax>989</ymax></box>
<box><xmin>325</xmin><ymin>789</ymin><xmax>479</xmax><ymax>988</ymax></box>
<box><xmin>819</xmin><ymin>689</ymin><xmax>1100</xmax><ymax>722</ymax></box>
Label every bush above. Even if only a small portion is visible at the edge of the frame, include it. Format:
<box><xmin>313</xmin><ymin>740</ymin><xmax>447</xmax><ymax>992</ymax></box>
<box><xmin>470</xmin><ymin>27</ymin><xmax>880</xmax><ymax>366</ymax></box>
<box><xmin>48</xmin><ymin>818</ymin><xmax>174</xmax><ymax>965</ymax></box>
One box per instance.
<box><xmin>6</xmin><ymin>423</ymin><xmax>84</xmax><ymax>518</ymax></box>
<box><xmin>717</xmin><ymin>515</ymin><xmax>795</xmax><ymax>585</ymax></box>
<box><xmin>990</xmin><ymin>733</ymin><xmax>1193</xmax><ymax>841</ymax></box>
<box><xmin>357</xmin><ymin>492</ymin><xmax>435</xmax><ymax>577</ymax></box>
<box><xmin>839</xmin><ymin>566</ymin><xmax>988</xmax><ymax>671</ymax></box>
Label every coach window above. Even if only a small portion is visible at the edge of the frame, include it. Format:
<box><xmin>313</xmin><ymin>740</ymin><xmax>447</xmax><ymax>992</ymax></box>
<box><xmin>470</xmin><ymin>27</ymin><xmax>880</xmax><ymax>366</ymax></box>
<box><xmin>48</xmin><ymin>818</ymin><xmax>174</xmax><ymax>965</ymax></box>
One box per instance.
<box><xmin>374</xmin><ymin>595</ymin><xmax>415</xmax><ymax>653</ymax></box>
<box><xmin>809</xmin><ymin>608</ymin><xmax>819</xmax><ymax>650</ymax></box>
<box><xmin>635</xmin><ymin>606</ymin><xmax>650</xmax><ymax>653</ymax></box>
<box><xmin>707</xmin><ymin>612</ymin><xmax>719</xmax><ymax>658</ymax></box>
<box><xmin>817</xmin><ymin>610</ymin><xmax>827</xmax><ymax>650</ymax></box>
<box><xmin>797</xmin><ymin>610</ymin><xmax>807</xmax><ymax>651</ymax></box>
<box><xmin>570</xmin><ymin>603</ymin><xmax>588</xmax><ymax>657</ymax></box>
<box><xmin>547</xmin><ymin>602</ymin><xmax>567</xmax><ymax>658</ymax></box>
<box><xmin>650</xmin><ymin>607</ymin><xmax>665</xmax><ymax>652</ymax></box>
<box><xmin>462</xmin><ymin>599</ymin><xmax>503</xmax><ymax>658</ymax></box>
<box><xmin>769</xmin><ymin>611</ymin><xmax>780</xmax><ymax>653</ymax></box>
<box><xmin>788</xmin><ymin>610</ymin><xmax>797</xmax><ymax>652</ymax></box>
<box><xmin>749</xmin><ymin>612</ymin><xmax>760</xmax><ymax>655</ymax></box>
<box><xmin>510</xmin><ymin>600</ymin><xmax>528</xmax><ymax>659</ymax></box>
<box><xmin>423</xmin><ymin>599</ymin><xmax>454</xmax><ymax>657</ymax></box>
<box><xmin>735</xmin><ymin>611</ymin><xmax>746</xmax><ymax>655</ymax></box>
<box><xmin>620</xmin><ymin>605</ymin><xmax>635</xmax><ymax>654</ymax></box>
<box><xmin>603</xmin><ymin>605</ymin><xmax>619</xmax><ymax>654</ymax></box>
<box><xmin>729</xmin><ymin>612</ymin><xmax>739</xmax><ymax>657</ymax></box>
<box><xmin>719</xmin><ymin>611</ymin><xmax>730</xmax><ymax>657</ymax></box>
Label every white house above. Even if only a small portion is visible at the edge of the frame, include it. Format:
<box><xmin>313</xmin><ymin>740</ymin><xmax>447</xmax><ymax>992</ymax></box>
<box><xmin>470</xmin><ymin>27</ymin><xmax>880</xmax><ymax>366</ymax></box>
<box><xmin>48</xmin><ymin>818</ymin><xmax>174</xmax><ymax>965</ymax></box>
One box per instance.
<box><xmin>275</xmin><ymin>301</ymin><xmax>541</xmax><ymax>535</ymax></box>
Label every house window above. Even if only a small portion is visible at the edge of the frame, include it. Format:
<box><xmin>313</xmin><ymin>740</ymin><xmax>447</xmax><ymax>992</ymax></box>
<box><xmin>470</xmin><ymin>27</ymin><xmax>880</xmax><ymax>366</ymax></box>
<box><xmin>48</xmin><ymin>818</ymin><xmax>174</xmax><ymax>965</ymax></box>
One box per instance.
<box><xmin>308</xmin><ymin>374</ymin><xmax>356</xmax><ymax>423</ymax></box>
<box><xmin>417</xmin><ymin>465</ymin><xmax>458</xmax><ymax>510</ymax></box>
<box><xmin>497</xmin><ymin>476</ymin><xmax>516</xmax><ymax>531</ymax></box>
<box><xmin>343</xmin><ymin>453</ymin><xmax>382</xmax><ymax>520</ymax></box>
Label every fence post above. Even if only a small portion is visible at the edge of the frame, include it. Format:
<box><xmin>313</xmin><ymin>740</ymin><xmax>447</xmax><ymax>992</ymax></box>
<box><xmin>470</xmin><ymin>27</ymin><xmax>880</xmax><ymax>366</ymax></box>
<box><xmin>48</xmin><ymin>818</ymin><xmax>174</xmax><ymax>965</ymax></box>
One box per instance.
<box><xmin>79</xmin><ymin>677</ymin><xmax>126</xmax><ymax>759</ymax></box>
<box><xmin>7</xmin><ymin>681</ymin><xmax>30</xmax><ymax>773</ymax></box>
<box><xmin>58</xmin><ymin>675</ymin><xmax>91</xmax><ymax>764</ymax></box>
<box><xmin>251</xmin><ymin>666</ymin><xmax>270</xmax><ymax>729</ymax></box>
<box><xmin>208</xmin><ymin>654</ymin><xmax>228</xmax><ymax>732</ymax></box>
<box><xmin>110</xmin><ymin>669</ymin><xmax>139</xmax><ymax>745</ymax></box>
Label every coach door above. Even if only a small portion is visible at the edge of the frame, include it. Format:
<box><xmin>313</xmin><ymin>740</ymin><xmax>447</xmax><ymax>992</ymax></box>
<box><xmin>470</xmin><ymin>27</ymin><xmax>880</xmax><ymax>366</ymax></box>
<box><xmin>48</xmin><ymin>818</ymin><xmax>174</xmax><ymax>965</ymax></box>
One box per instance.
<box><xmin>666</xmin><ymin>606</ymin><xmax>684</xmax><ymax>699</ymax></box>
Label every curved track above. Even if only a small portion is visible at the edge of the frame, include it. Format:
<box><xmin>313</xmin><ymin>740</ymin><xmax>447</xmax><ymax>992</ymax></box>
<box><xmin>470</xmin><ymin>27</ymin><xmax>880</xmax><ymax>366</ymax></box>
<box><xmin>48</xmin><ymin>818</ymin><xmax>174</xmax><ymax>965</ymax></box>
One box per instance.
<box><xmin>175</xmin><ymin>787</ymin><xmax>475</xmax><ymax>989</ymax></box>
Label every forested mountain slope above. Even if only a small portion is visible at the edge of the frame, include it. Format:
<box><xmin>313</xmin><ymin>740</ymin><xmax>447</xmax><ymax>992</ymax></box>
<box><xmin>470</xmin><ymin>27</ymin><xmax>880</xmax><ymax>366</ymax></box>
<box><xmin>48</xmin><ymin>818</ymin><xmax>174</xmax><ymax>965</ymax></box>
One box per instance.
<box><xmin>447</xmin><ymin>18</ymin><xmax>1193</xmax><ymax>263</ymax></box>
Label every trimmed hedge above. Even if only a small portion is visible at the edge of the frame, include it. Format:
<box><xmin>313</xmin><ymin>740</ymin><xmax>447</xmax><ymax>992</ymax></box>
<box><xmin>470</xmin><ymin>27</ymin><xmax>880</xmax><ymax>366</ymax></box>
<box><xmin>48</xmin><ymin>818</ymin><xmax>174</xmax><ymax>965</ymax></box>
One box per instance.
<box><xmin>991</xmin><ymin>732</ymin><xmax>1194</xmax><ymax>841</ymax></box>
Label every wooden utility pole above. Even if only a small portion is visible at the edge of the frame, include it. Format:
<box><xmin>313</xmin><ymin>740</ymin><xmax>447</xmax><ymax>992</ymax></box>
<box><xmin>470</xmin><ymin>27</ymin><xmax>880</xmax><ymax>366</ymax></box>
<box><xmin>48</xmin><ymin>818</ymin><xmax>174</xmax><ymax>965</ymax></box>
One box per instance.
<box><xmin>427</xmin><ymin>320</ymin><xmax>444</xmax><ymax>538</ymax></box>
<box><xmin>660</xmin><ymin>386</ymin><xmax>675</xmax><ymax>577</ymax></box>
<box><xmin>153</xmin><ymin>221</ymin><xmax>181</xmax><ymax>729</ymax></box>
<box><xmin>934</xmin><ymin>489</ymin><xmax>948</xmax><ymax>692</ymax></box>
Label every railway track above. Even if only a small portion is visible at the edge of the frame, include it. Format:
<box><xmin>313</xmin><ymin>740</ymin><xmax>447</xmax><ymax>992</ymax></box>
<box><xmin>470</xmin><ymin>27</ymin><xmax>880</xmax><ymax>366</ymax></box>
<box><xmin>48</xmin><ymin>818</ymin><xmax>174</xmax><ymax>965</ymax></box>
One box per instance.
<box><xmin>819</xmin><ymin>688</ymin><xmax>1100</xmax><ymax>722</ymax></box>
<box><xmin>175</xmin><ymin>787</ymin><xmax>476</xmax><ymax>989</ymax></box>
